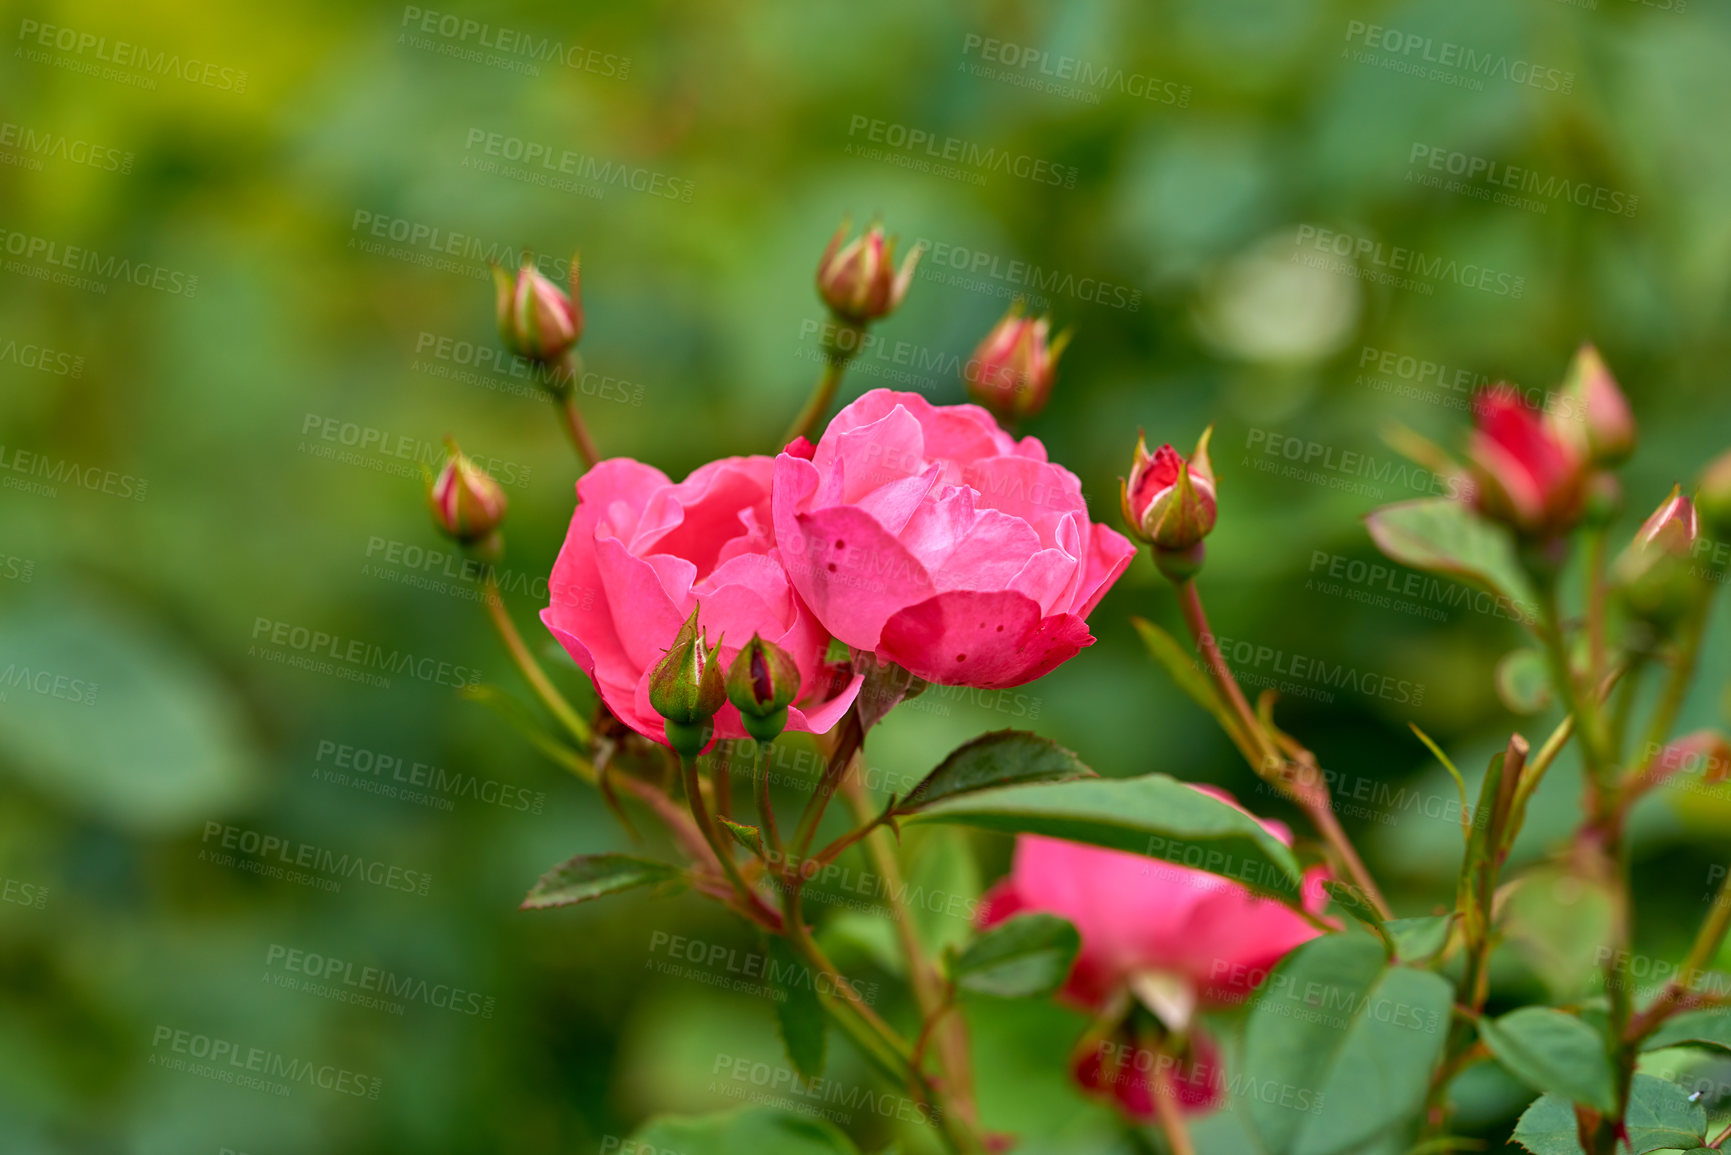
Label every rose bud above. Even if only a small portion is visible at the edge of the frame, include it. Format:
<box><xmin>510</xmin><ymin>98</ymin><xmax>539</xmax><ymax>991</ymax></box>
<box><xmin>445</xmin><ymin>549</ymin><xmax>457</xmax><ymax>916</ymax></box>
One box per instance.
<box><xmin>428</xmin><ymin>440</ymin><xmax>507</xmax><ymax>559</ymax></box>
<box><xmin>1121</xmin><ymin>429</ymin><xmax>1217</xmax><ymax>566</ymax></box>
<box><xmin>492</xmin><ymin>254</ymin><xmax>583</xmax><ymax>366</ymax></box>
<box><xmin>1641</xmin><ymin>729</ymin><xmax>1731</xmax><ymax>794</ymax></box>
<box><xmin>1550</xmin><ymin>344</ymin><xmax>1636</xmax><ymax>466</ymax></box>
<box><xmin>648</xmin><ymin>606</ymin><xmax>727</xmax><ymax>758</ymax></box>
<box><xmin>725</xmin><ymin>634</ymin><xmax>803</xmax><ymax>744</ymax></box>
<box><xmin>963</xmin><ymin>303</ymin><xmax>1071</xmax><ymax>424</ymax></box>
<box><xmin>1466</xmin><ymin>389</ymin><xmax>1587</xmax><ymax>538</ymax></box>
<box><xmin>1613</xmin><ymin>486</ymin><xmax>1700</xmax><ymax>627</ymax></box>
<box><xmin>1697</xmin><ymin>446</ymin><xmax>1731</xmax><ymax>541</ymax></box>
<box><xmin>816</xmin><ymin>221</ymin><xmax>923</xmax><ymax>326</ymax></box>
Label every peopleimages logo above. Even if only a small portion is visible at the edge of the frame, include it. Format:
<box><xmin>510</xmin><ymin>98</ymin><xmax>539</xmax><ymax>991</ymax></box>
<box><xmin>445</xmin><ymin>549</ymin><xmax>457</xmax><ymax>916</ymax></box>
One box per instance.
<box><xmin>0</xmin><ymin>120</ymin><xmax>133</xmax><ymax>173</ymax></box>
<box><xmin>1292</xmin><ymin>225</ymin><xmax>1525</xmax><ymax>299</ymax></box>
<box><xmin>1407</xmin><ymin>144</ymin><xmax>1638</xmax><ymax>218</ymax></box>
<box><xmin>349</xmin><ymin>209</ymin><xmax>572</xmax><ymax>284</ymax></box>
<box><xmin>200</xmin><ymin>820</ymin><xmax>434</xmax><ymax>896</ymax></box>
<box><xmin>149</xmin><ymin>1025</ymin><xmax>380</xmax><ymax>1098</ymax></box>
<box><xmin>845</xmin><ymin>115</ymin><xmax>1078</xmax><ymax>189</ymax></box>
<box><xmin>397</xmin><ymin>7</ymin><xmax>631</xmax><ymax>78</ymax></box>
<box><xmin>1342</xmin><ymin>21</ymin><xmax>1574</xmax><ymax>94</ymax></box>
<box><xmin>0</xmin><ymin>228</ymin><xmax>199</xmax><ymax>297</ymax></box>
<box><xmin>0</xmin><ymin>337</ymin><xmax>84</xmax><ymax>378</ymax></box>
<box><xmin>248</xmin><ymin>616</ymin><xmax>484</xmax><ymax>691</ymax></box>
<box><xmin>462</xmin><ymin>129</ymin><xmax>694</xmax><ymax>202</ymax></box>
<box><xmin>913</xmin><ymin>236</ymin><xmax>1142</xmax><ymax>312</ymax></box>
<box><xmin>957</xmin><ymin>35</ymin><xmax>1192</xmax><ymax>108</ymax></box>
<box><xmin>16</xmin><ymin>19</ymin><xmax>249</xmax><ymax>92</ymax></box>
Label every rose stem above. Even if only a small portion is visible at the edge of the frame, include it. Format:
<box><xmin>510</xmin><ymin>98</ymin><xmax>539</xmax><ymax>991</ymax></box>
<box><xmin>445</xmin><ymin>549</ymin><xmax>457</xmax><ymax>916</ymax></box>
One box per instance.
<box><xmin>553</xmin><ymin>351</ymin><xmax>600</xmax><ymax>470</ymax></box>
<box><xmin>1174</xmin><ymin>577</ymin><xmax>1392</xmax><ymax>918</ymax></box>
<box><xmin>481</xmin><ymin>571</ymin><xmax>591</xmax><ymax>750</ymax></box>
<box><xmin>782</xmin><ymin>358</ymin><xmax>849</xmax><ymax>448</ymax></box>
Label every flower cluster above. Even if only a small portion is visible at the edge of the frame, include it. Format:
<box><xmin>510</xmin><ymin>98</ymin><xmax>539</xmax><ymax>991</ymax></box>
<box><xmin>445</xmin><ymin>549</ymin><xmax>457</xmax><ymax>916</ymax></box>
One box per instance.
<box><xmin>538</xmin><ymin>389</ymin><xmax>1134</xmax><ymax>749</ymax></box>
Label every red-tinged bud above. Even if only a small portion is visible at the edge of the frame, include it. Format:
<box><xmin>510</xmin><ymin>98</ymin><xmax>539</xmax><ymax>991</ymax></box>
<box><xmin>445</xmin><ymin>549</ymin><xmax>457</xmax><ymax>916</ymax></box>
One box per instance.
<box><xmin>963</xmin><ymin>302</ymin><xmax>1071</xmax><ymax>423</ymax></box>
<box><xmin>649</xmin><ymin>606</ymin><xmax>726</xmax><ymax>757</ymax></box>
<box><xmin>493</xmin><ymin>254</ymin><xmax>582</xmax><ymax>367</ymax></box>
<box><xmin>1550</xmin><ymin>344</ymin><xmax>1636</xmax><ymax>466</ymax></box>
<box><xmin>1697</xmin><ymin>447</ymin><xmax>1731</xmax><ymax>540</ymax></box>
<box><xmin>1614</xmin><ymin>486</ymin><xmax>1700</xmax><ymax>627</ymax></box>
<box><xmin>1121</xmin><ymin>429</ymin><xmax>1217</xmax><ymax>555</ymax></box>
<box><xmin>816</xmin><ymin>220</ymin><xmax>923</xmax><ymax>326</ymax></box>
<box><xmin>1644</xmin><ymin>730</ymin><xmax>1731</xmax><ymax>793</ymax></box>
<box><xmin>725</xmin><ymin>633</ymin><xmax>802</xmax><ymax>743</ymax></box>
<box><xmin>1466</xmin><ymin>389</ymin><xmax>1587</xmax><ymax>538</ymax></box>
<box><xmin>1636</xmin><ymin>486</ymin><xmax>1698</xmax><ymax>553</ymax></box>
<box><xmin>428</xmin><ymin>439</ymin><xmax>507</xmax><ymax>559</ymax></box>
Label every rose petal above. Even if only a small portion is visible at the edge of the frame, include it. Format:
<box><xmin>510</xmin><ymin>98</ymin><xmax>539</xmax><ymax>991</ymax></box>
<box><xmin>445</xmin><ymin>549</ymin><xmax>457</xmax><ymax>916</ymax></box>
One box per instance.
<box><xmin>877</xmin><ymin>590</ymin><xmax>1094</xmax><ymax>687</ymax></box>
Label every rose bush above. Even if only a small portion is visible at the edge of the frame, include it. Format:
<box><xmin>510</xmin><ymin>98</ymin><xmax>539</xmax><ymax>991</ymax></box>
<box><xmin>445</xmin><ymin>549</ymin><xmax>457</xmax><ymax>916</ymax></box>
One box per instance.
<box><xmin>430</xmin><ymin>226</ymin><xmax>1731</xmax><ymax>1155</ymax></box>
<box><xmin>772</xmin><ymin>388</ymin><xmax>1135</xmax><ymax>688</ymax></box>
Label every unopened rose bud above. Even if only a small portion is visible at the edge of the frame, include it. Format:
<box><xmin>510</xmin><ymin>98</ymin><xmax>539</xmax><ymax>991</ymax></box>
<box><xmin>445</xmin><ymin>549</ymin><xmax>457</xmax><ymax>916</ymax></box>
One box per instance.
<box><xmin>1614</xmin><ymin>486</ymin><xmax>1700</xmax><ymax>627</ymax></box>
<box><xmin>1467</xmin><ymin>390</ymin><xmax>1587</xmax><ymax>538</ymax></box>
<box><xmin>493</xmin><ymin>254</ymin><xmax>583</xmax><ymax>368</ymax></box>
<box><xmin>1637</xmin><ymin>486</ymin><xmax>1697</xmax><ymax>553</ymax></box>
<box><xmin>964</xmin><ymin>303</ymin><xmax>1071</xmax><ymax>424</ymax></box>
<box><xmin>1550</xmin><ymin>344</ymin><xmax>1636</xmax><ymax>466</ymax></box>
<box><xmin>1646</xmin><ymin>729</ymin><xmax>1731</xmax><ymax>792</ymax></box>
<box><xmin>1697</xmin><ymin>447</ymin><xmax>1731</xmax><ymax>540</ymax></box>
<box><xmin>649</xmin><ymin>606</ymin><xmax>726</xmax><ymax>757</ymax></box>
<box><xmin>428</xmin><ymin>439</ymin><xmax>507</xmax><ymax>559</ymax></box>
<box><xmin>725</xmin><ymin>634</ymin><xmax>802</xmax><ymax>743</ymax></box>
<box><xmin>1121</xmin><ymin>429</ymin><xmax>1217</xmax><ymax>561</ymax></box>
<box><xmin>816</xmin><ymin>220</ymin><xmax>923</xmax><ymax>326</ymax></box>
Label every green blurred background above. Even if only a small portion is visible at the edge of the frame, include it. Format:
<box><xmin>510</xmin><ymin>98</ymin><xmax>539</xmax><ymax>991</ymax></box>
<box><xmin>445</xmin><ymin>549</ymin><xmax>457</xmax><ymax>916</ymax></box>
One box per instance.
<box><xmin>4</xmin><ymin>0</ymin><xmax>1731</xmax><ymax>1150</ymax></box>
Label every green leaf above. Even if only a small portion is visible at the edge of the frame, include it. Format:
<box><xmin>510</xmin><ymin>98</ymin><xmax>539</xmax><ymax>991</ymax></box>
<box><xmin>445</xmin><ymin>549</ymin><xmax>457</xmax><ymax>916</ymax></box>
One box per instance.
<box><xmin>1511</xmin><ymin>1093</ymin><xmax>1584</xmax><ymax>1155</ymax></box>
<box><xmin>1642</xmin><ymin>1009</ymin><xmax>1731</xmax><ymax>1053</ymax></box>
<box><xmin>1477</xmin><ymin>1008</ymin><xmax>1617</xmax><ymax>1112</ymax></box>
<box><xmin>1496</xmin><ymin>649</ymin><xmax>1554</xmax><ymax>715</ymax></box>
<box><xmin>0</xmin><ymin>591</ymin><xmax>260</xmax><ymax>833</ymax></box>
<box><xmin>905</xmin><ymin>828</ymin><xmax>980</xmax><ymax>960</ymax></box>
<box><xmin>719</xmin><ymin>816</ymin><xmax>764</xmax><ymax>857</ymax></box>
<box><xmin>1624</xmin><ymin>1073</ymin><xmax>1706</xmax><ymax>1154</ymax></box>
<box><xmin>1385</xmin><ymin>916</ymin><xmax>1454</xmax><ymax>966</ymax></box>
<box><xmin>817</xmin><ymin>911</ymin><xmax>902</xmax><ymax>978</ymax></box>
<box><xmin>895</xmin><ymin>730</ymin><xmax>1094</xmax><ymax>814</ymax></box>
<box><xmin>520</xmin><ymin>853</ymin><xmax>682</xmax><ymax>910</ymax></box>
<box><xmin>1131</xmin><ymin>616</ymin><xmax>1239</xmax><ymax>735</ymax></box>
<box><xmin>1364</xmin><ymin>499</ymin><xmax>1538</xmax><ymax>620</ymax></box>
<box><xmin>765</xmin><ymin>937</ymin><xmax>826</xmax><ymax>1079</ymax></box>
<box><xmin>947</xmin><ymin>913</ymin><xmax>1080</xmax><ymax>999</ymax></box>
<box><xmin>1324</xmin><ymin>880</ymin><xmax>1393</xmax><ymax>947</ymax></box>
<box><xmin>902</xmin><ymin>774</ymin><xmax>1305</xmax><ymax>904</ymax></box>
<box><xmin>1499</xmin><ymin>864</ymin><xmax>1617</xmax><ymax>1003</ymax></box>
<box><xmin>629</xmin><ymin>1106</ymin><xmax>863</xmax><ymax>1155</ymax></box>
<box><xmin>1242</xmin><ymin>934</ymin><xmax>1453</xmax><ymax>1155</ymax></box>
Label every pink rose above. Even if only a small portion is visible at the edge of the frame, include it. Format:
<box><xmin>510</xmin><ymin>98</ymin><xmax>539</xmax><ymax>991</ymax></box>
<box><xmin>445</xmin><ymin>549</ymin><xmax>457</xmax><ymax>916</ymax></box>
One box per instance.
<box><xmin>541</xmin><ymin>456</ymin><xmax>861</xmax><ymax>745</ymax></box>
<box><xmin>772</xmin><ymin>389</ymin><xmax>1136</xmax><ymax>688</ymax></box>
<box><xmin>978</xmin><ymin>784</ymin><xmax>1330</xmax><ymax>1117</ymax></box>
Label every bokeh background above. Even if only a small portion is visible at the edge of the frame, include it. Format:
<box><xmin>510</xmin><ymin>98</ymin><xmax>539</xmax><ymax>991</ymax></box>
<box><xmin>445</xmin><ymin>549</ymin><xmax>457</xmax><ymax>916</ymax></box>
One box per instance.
<box><xmin>4</xmin><ymin>0</ymin><xmax>1731</xmax><ymax>1151</ymax></box>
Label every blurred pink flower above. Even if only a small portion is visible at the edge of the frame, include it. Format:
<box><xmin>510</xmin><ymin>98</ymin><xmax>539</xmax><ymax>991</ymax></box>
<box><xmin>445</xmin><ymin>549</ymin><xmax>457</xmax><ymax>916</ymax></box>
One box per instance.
<box><xmin>542</xmin><ymin>456</ymin><xmax>860</xmax><ymax>746</ymax></box>
<box><xmin>771</xmin><ymin>389</ymin><xmax>1135</xmax><ymax>688</ymax></box>
<box><xmin>978</xmin><ymin>783</ymin><xmax>1330</xmax><ymax>1118</ymax></box>
<box><xmin>1467</xmin><ymin>390</ymin><xmax>1587</xmax><ymax>536</ymax></box>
